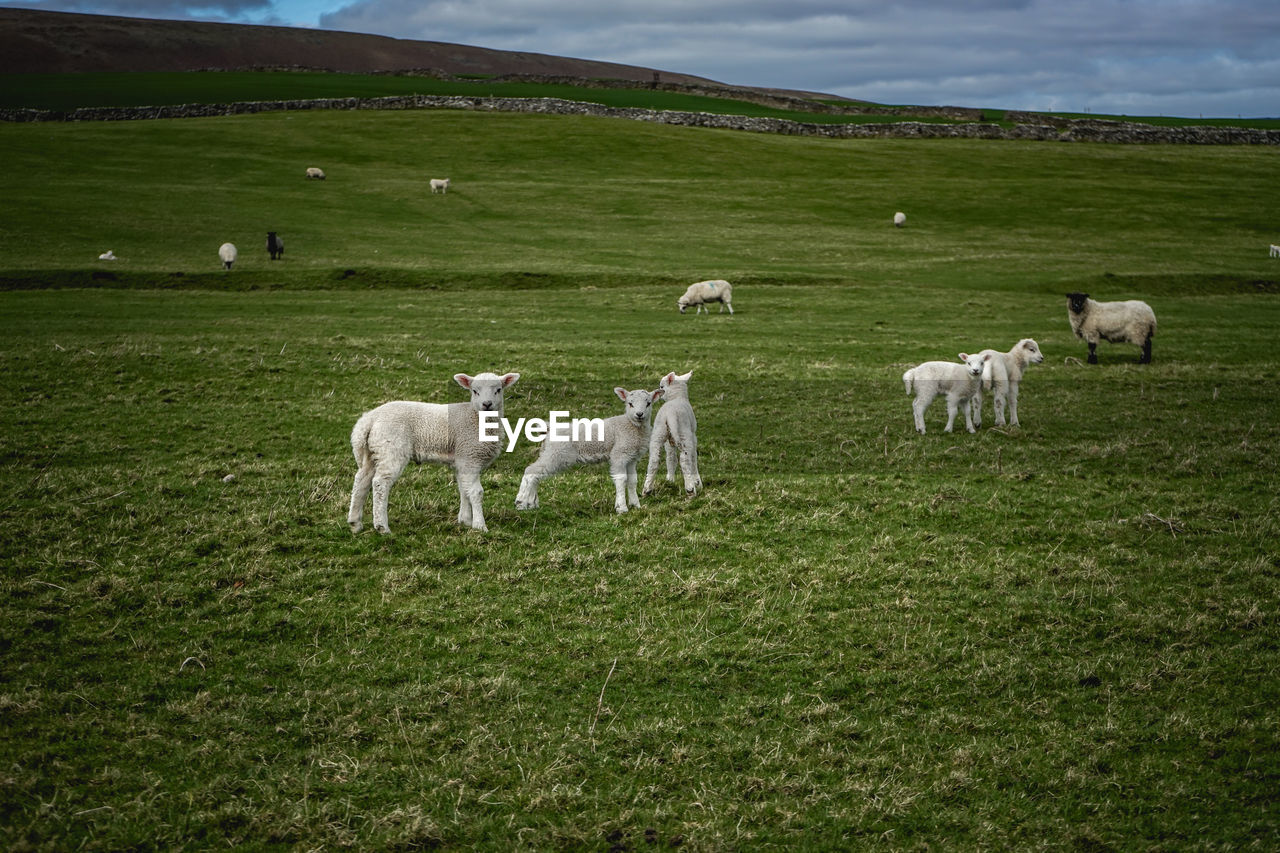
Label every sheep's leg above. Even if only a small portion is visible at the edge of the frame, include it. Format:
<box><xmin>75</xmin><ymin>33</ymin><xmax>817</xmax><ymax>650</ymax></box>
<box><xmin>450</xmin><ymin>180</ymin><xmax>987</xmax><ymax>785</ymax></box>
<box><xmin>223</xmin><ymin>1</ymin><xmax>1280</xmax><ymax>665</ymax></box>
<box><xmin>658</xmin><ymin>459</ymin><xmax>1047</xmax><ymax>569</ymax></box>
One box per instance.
<box><xmin>1007</xmin><ymin>383</ymin><xmax>1020</xmax><ymax>427</ymax></box>
<box><xmin>726</xmin><ymin>302</ymin><xmax>733</xmax><ymax>315</ymax></box>
<box><xmin>456</xmin><ymin>467</ymin><xmax>486</xmax><ymax>531</ymax></box>
<box><xmin>993</xmin><ymin>388</ymin><xmax>1007</xmax><ymax>427</ymax></box>
<box><xmin>679</xmin><ymin>440</ymin><xmax>700</xmax><ymax>495</ymax></box>
<box><xmin>912</xmin><ymin>386</ymin><xmax>934</xmax><ymax>434</ymax></box>
<box><xmin>643</xmin><ymin>424</ymin><xmax>669</xmax><ymax>495</ymax></box>
<box><xmin>370</xmin><ymin>458</ymin><xmax>408</xmax><ymax>535</ymax></box>
<box><xmin>970</xmin><ymin>386</ymin><xmax>984</xmax><ymax>429</ymax></box>
<box><xmin>1140</xmin><ymin>333</ymin><xmax>1153</xmax><ymax>364</ymax></box>
<box><xmin>1087</xmin><ymin>341</ymin><xmax>1098</xmax><ymax>364</ymax></box>
<box><xmin>515</xmin><ymin>450</ymin><xmax>572</xmax><ymax>510</ymax></box>
<box><xmin>961</xmin><ymin>395</ymin><xmax>976</xmax><ymax>433</ymax></box>
<box><xmin>625</xmin><ymin>459</ymin><xmax>641</xmax><ymax>508</ymax></box>
<box><xmin>348</xmin><ymin>460</ymin><xmax>375</xmax><ymax>533</ymax></box>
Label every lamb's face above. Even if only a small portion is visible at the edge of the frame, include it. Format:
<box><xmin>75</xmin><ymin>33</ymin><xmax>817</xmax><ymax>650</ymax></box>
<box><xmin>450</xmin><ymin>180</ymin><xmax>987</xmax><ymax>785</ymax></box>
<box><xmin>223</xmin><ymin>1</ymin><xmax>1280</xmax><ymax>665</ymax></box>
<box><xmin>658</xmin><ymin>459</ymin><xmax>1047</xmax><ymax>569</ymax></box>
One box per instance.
<box><xmin>1020</xmin><ymin>339</ymin><xmax>1044</xmax><ymax>364</ymax></box>
<box><xmin>958</xmin><ymin>352</ymin><xmax>988</xmax><ymax>376</ymax></box>
<box><xmin>615</xmin><ymin>387</ymin><xmax>663</xmax><ymax>426</ymax></box>
<box><xmin>1066</xmin><ymin>292</ymin><xmax>1089</xmax><ymax>314</ymax></box>
<box><xmin>455</xmin><ymin>372</ymin><xmax>520</xmax><ymax>413</ymax></box>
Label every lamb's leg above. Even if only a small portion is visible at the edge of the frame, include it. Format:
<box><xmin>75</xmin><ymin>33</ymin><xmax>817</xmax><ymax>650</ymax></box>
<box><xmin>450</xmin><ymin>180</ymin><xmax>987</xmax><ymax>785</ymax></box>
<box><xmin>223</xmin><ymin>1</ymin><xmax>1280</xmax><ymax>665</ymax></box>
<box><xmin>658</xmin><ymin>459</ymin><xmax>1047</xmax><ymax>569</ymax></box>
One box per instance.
<box><xmin>515</xmin><ymin>449</ymin><xmax>572</xmax><ymax>510</ymax></box>
<box><xmin>679</xmin><ymin>440</ymin><xmax>700</xmax><ymax>495</ymax></box>
<box><xmin>665</xmin><ymin>441</ymin><xmax>678</xmax><ymax>482</ymax></box>
<box><xmin>610</xmin><ymin>461</ymin><xmax>630</xmax><ymax>513</ymax></box>
<box><xmin>1007</xmin><ymin>383</ymin><xmax>1019</xmax><ymax>427</ymax></box>
<box><xmin>961</xmin><ymin>395</ymin><xmax>976</xmax><ymax>433</ymax></box>
<box><xmin>643</xmin><ymin>424</ymin><xmax>669</xmax><ymax>495</ymax></box>
<box><xmin>943</xmin><ymin>394</ymin><xmax>960</xmax><ymax>433</ymax></box>
<box><xmin>348</xmin><ymin>460</ymin><xmax>375</xmax><ymax>533</ymax></box>
<box><xmin>625</xmin><ymin>459</ymin><xmax>641</xmax><ymax>508</ymax></box>
<box><xmin>456</xmin><ymin>467</ymin><xmax>486</xmax><ymax>531</ymax></box>
<box><xmin>912</xmin><ymin>386</ymin><xmax>934</xmax><ymax>434</ymax></box>
<box><xmin>370</xmin><ymin>457</ymin><xmax>407</xmax><ymax>535</ymax></box>
<box><xmin>970</xmin><ymin>386</ymin><xmax>984</xmax><ymax>430</ymax></box>
<box><xmin>994</xmin><ymin>388</ymin><xmax>1007</xmax><ymax>427</ymax></box>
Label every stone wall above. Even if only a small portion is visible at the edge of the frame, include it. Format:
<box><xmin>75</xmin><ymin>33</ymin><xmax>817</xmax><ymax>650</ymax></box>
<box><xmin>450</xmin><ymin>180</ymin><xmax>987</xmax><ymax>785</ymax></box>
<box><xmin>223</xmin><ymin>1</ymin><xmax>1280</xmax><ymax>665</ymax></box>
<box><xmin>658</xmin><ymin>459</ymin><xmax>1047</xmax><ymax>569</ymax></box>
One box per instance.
<box><xmin>3</xmin><ymin>94</ymin><xmax>1277</xmax><ymax>145</ymax></box>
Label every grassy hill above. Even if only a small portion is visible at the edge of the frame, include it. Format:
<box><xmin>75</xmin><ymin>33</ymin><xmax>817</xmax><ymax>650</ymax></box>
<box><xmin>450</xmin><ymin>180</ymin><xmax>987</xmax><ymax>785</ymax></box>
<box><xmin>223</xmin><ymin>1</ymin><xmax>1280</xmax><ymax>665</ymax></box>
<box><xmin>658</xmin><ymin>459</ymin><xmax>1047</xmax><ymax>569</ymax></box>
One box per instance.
<box><xmin>1</xmin><ymin>94</ymin><xmax>1278</xmax><ymax>849</ymax></box>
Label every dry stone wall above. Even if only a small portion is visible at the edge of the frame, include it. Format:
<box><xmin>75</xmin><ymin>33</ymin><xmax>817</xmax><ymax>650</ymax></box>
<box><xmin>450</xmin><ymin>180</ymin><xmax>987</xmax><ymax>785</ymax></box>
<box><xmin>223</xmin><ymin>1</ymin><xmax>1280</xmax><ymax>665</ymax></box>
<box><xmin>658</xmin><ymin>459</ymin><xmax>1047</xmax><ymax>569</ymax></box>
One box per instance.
<box><xmin>3</xmin><ymin>94</ymin><xmax>1276</xmax><ymax>144</ymax></box>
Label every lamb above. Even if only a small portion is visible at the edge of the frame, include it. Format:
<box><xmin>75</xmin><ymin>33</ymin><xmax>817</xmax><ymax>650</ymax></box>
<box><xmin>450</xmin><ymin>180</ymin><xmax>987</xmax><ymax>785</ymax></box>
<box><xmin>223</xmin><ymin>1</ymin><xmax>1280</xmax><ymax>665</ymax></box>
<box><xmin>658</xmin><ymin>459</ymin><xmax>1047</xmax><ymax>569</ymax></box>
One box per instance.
<box><xmin>515</xmin><ymin>386</ymin><xmax>663</xmax><ymax>514</ymax></box>
<box><xmin>98</xmin><ymin>250</ymin><xmax>116</xmax><ymax>261</ymax></box>
<box><xmin>1066</xmin><ymin>292</ymin><xmax>1157</xmax><ymax>364</ymax></box>
<box><xmin>429</xmin><ymin>178</ymin><xmax>450</xmax><ymax>194</ymax></box>
<box><xmin>678</xmin><ymin>279</ymin><xmax>734</xmax><ymax>315</ymax></box>
<box><xmin>218</xmin><ymin>242</ymin><xmax>237</xmax><ymax>270</ymax></box>
<box><xmin>348</xmin><ymin>371</ymin><xmax>520</xmax><ymax>535</ymax></box>
<box><xmin>969</xmin><ymin>338</ymin><xmax>1044</xmax><ymax>428</ymax></box>
<box><xmin>267</xmin><ymin>231</ymin><xmax>284</xmax><ymax>260</ymax></box>
<box><xmin>305</xmin><ymin>167</ymin><xmax>326</xmax><ymax>180</ymax></box>
<box><xmin>893</xmin><ymin>211</ymin><xmax>906</xmax><ymax>227</ymax></box>
<box><xmin>643</xmin><ymin>371</ymin><xmax>701</xmax><ymax>496</ymax></box>
<box><xmin>902</xmin><ymin>352</ymin><xmax>993</xmax><ymax>434</ymax></box>
<box><xmin>1270</xmin><ymin>244</ymin><xmax>1279</xmax><ymax>258</ymax></box>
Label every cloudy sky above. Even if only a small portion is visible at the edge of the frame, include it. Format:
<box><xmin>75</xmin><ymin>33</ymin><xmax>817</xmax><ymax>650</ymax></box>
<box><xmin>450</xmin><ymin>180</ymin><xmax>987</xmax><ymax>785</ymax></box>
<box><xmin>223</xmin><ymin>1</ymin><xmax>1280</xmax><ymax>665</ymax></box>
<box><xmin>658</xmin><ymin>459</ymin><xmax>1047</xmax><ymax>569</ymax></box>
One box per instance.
<box><xmin>9</xmin><ymin>0</ymin><xmax>1280</xmax><ymax>117</ymax></box>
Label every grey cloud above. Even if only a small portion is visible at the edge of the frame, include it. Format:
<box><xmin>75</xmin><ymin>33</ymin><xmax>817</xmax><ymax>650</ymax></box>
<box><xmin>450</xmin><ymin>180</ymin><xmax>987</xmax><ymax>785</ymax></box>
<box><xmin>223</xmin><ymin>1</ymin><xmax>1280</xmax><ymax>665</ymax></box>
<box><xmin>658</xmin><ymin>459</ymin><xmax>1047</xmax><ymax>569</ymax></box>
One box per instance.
<box><xmin>10</xmin><ymin>0</ymin><xmax>271</xmax><ymax>15</ymax></box>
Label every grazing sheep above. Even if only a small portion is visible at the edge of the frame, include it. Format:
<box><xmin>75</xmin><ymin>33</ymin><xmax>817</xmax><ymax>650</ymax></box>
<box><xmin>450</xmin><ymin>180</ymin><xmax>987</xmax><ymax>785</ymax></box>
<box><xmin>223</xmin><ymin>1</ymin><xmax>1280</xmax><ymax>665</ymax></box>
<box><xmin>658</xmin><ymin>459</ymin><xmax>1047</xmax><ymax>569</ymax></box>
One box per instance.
<box><xmin>893</xmin><ymin>211</ymin><xmax>907</xmax><ymax>227</ymax></box>
<box><xmin>515</xmin><ymin>386</ymin><xmax>663</xmax><ymax>514</ymax></box>
<box><xmin>970</xmin><ymin>338</ymin><xmax>1044</xmax><ymax>428</ymax></box>
<box><xmin>643</xmin><ymin>370</ymin><xmax>701</xmax><ymax>496</ymax></box>
<box><xmin>1066</xmin><ymin>292</ymin><xmax>1157</xmax><ymax>364</ymax></box>
<box><xmin>348</xmin><ymin>372</ymin><xmax>521</xmax><ymax>535</ymax></box>
<box><xmin>218</xmin><ymin>242</ymin><xmax>237</xmax><ymax>270</ymax></box>
<box><xmin>430</xmin><ymin>178</ymin><xmax>450</xmax><ymax>194</ymax></box>
<box><xmin>902</xmin><ymin>352</ymin><xmax>993</xmax><ymax>434</ymax></box>
<box><xmin>98</xmin><ymin>250</ymin><xmax>116</xmax><ymax>261</ymax></box>
<box><xmin>305</xmin><ymin>167</ymin><xmax>326</xmax><ymax>180</ymax></box>
<box><xmin>267</xmin><ymin>231</ymin><xmax>284</xmax><ymax>261</ymax></box>
<box><xmin>678</xmin><ymin>279</ymin><xmax>734</xmax><ymax>315</ymax></box>
<box><xmin>1271</xmin><ymin>244</ymin><xmax>1280</xmax><ymax>258</ymax></box>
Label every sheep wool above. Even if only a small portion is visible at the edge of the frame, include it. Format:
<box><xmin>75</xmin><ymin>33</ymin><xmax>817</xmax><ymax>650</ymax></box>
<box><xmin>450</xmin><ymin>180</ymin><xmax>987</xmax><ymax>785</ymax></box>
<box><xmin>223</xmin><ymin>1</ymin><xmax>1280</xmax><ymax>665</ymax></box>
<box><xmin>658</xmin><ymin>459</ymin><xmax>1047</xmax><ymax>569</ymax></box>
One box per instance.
<box><xmin>516</xmin><ymin>386</ymin><xmax>663</xmax><ymax>514</ymax></box>
<box><xmin>903</xmin><ymin>352</ymin><xmax>992</xmax><ymax>434</ymax></box>
<box><xmin>430</xmin><ymin>178</ymin><xmax>450</xmax><ymax>194</ymax></box>
<box><xmin>348</xmin><ymin>371</ymin><xmax>520</xmax><ymax>534</ymax></box>
<box><xmin>678</xmin><ymin>280</ymin><xmax>734</xmax><ymax>315</ymax></box>
<box><xmin>305</xmin><ymin>167</ymin><xmax>326</xmax><ymax>180</ymax></box>
<box><xmin>218</xmin><ymin>242</ymin><xmax>237</xmax><ymax>270</ymax></box>
<box><xmin>893</xmin><ymin>211</ymin><xmax>906</xmax><ymax>227</ymax></box>
<box><xmin>969</xmin><ymin>338</ymin><xmax>1043</xmax><ymax>428</ymax></box>
<box><xmin>1066</xmin><ymin>292</ymin><xmax>1156</xmax><ymax>364</ymax></box>
<box><xmin>644</xmin><ymin>370</ymin><xmax>701</xmax><ymax>496</ymax></box>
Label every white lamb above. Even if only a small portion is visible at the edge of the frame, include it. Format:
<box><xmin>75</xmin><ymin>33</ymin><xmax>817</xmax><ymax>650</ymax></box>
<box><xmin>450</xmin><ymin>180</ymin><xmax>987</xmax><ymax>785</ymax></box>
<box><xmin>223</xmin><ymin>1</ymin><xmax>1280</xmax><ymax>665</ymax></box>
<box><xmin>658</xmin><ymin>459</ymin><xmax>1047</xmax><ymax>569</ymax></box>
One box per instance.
<box><xmin>1270</xmin><ymin>244</ymin><xmax>1279</xmax><ymax>258</ymax></box>
<box><xmin>98</xmin><ymin>250</ymin><xmax>116</xmax><ymax>261</ymax></box>
<box><xmin>643</xmin><ymin>370</ymin><xmax>701</xmax><ymax>496</ymax></box>
<box><xmin>1066</xmin><ymin>292</ymin><xmax>1157</xmax><ymax>364</ymax></box>
<box><xmin>902</xmin><ymin>352</ymin><xmax>993</xmax><ymax>434</ymax></box>
<box><xmin>305</xmin><ymin>167</ymin><xmax>326</xmax><ymax>180</ymax></box>
<box><xmin>218</xmin><ymin>242</ymin><xmax>237</xmax><ymax>270</ymax></box>
<box><xmin>893</xmin><ymin>211</ymin><xmax>906</xmax><ymax>227</ymax></box>
<box><xmin>430</xmin><ymin>178</ymin><xmax>450</xmax><ymax>194</ymax></box>
<box><xmin>969</xmin><ymin>338</ymin><xmax>1044</xmax><ymax>428</ymax></box>
<box><xmin>515</xmin><ymin>386</ymin><xmax>663</xmax><ymax>514</ymax></box>
<box><xmin>678</xmin><ymin>279</ymin><xmax>733</xmax><ymax>315</ymax></box>
<box><xmin>348</xmin><ymin>371</ymin><xmax>520</xmax><ymax>535</ymax></box>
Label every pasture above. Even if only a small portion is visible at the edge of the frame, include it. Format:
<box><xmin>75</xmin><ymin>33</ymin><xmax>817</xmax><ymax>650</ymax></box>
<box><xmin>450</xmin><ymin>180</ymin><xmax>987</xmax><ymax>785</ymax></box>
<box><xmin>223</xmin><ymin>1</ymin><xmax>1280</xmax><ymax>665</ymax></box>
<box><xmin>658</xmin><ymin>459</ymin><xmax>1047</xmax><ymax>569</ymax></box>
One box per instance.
<box><xmin>1</xmin><ymin>107</ymin><xmax>1278</xmax><ymax>849</ymax></box>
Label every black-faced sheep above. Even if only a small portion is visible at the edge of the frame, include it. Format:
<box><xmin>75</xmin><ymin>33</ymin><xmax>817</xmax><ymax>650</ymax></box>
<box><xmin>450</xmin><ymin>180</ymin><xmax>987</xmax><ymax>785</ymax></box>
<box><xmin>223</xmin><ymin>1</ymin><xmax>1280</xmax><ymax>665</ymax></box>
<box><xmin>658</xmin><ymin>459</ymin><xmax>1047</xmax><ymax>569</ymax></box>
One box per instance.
<box><xmin>1066</xmin><ymin>292</ymin><xmax>1156</xmax><ymax>364</ymax></box>
<box><xmin>267</xmin><ymin>231</ymin><xmax>284</xmax><ymax>261</ymax></box>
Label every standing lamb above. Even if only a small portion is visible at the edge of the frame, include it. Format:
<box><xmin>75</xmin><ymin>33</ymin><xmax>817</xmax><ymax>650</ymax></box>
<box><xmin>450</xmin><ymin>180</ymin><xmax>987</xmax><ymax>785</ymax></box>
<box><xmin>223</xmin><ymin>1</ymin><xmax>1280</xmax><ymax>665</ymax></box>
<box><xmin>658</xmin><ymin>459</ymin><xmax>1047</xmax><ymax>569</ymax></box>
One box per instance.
<box><xmin>893</xmin><ymin>211</ymin><xmax>907</xmax><ymax>227</ymax></box>
<box><xmin>643</xmin><ymin>370</ymin><xmax>701</xmax><ymax>496</ymax></box>
<box><xmin>1270</xmin><ymin>244</ymin><xmax>1279</xmax><ymax>258</ymax></box>
<box><xmin>903</xmin><ymin>352</ymin><xmax>993</xmax><ymax>434</ymax></box>
<box><xmin>305</xmin><ymin>167</ymin><xmax>326</xmax><ymax>180</ymax></box>
<box><xmin>515</xmin><ymin>386</ymin><xmax>663</xmax><ymax>514</ymax></box>
<box><xmin>1066</xmin><ymin>292</ymin><xmax>1157</xmax><ymax>364</ymax></box>
<box><xmin>678</xmin><ymin>279</ymin><xmax>734</xmax><ymax>315</ymax></box>
<box><xmin>429</xmin><ymin>178</ymin><xmax>450</xmax><ymax>194</ymax></box>
<box><xmin>267</xmin><ymin>231</ymin><xmax>284</xmax><ymax>260</ymax></box>
<box><xmin>348</xmin><ymin>371</ymin><xmax>520</xmax><ymax>535</ymax></box>
<box><xmin>218</xmin><ymin>242</ymin><xmax>237</xmax><ymax>270</ymax></box>
<box><xmin>969</xmin><ymin>338</ymin><xmax>1044</xmax><ymax>428</ymax></box>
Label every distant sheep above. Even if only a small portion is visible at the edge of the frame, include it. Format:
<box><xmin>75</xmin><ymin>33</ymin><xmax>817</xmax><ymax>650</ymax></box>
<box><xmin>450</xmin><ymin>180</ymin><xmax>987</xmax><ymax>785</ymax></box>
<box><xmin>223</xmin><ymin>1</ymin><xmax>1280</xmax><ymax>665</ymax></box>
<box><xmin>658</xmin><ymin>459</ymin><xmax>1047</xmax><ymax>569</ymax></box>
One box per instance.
<box><xmin>1271</xmin><ymin>244</ymin><xmax>1279</xmax><ymax>258</ymax></box>
<box><xmin>98</xmin><ymin>250</ymin><xmax>116</xmax><ymax>261</ymax></box>
<box><xmin>305</xmin><ymin>167</ymin><xmax>326</xmax><ymax>180</ymax></box>
<box><xmin>1066</xmin><ymin>292</ymin><xmax>1156</xmax><ymax>364</ymax></box>
<box><xmin>643</xmin><ymin>370</ymin><xmax>701</xmax><ymax>496</ymax></box>
<box><xmin>970</xmin><ymin>338</ymin><xmax>1043</xmax><ymax>429</ymax></box>
<box><xmin>267</xmin><ymin>231</ymin><xmax>284</xmax><ymax>261</ymax></box>
<box><xmin>678</xmin><ymin>279</ymin><xmax>734</xmax><ymax>315</ymax></box>
<box><xmin>348</xmin><ymin>372</ymin><xmax>520</xmax><ymax>535</ymax></box>
<box><xmin>903</xmin><ymin>352</ymin><xmax>992</xmax><ymax>434</ymax></box>
<box><xmin>515</xmin><ymin>386</ymin><xmax>663</xmax><ymax>514</ymax></box>
<box><xmin>218</xmin><ymin>243</ymin><xmax>237</xmax><ymax>270</ymax></box>
<box><xmin>893</xmin><ymin>211</ymin><xmax>906</xmax><ymax>227</ymax></box>
<box><xmin>430</xmin><ymin>178</ymin><xmax>450</xmax><ymax>194</ymax></box>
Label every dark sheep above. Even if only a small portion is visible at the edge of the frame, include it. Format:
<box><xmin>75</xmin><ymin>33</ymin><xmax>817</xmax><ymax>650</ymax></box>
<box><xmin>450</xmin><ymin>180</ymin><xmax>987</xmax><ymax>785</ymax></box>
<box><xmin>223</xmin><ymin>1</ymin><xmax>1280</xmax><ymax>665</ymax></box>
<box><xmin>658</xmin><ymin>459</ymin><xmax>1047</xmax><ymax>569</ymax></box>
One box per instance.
<box><xmin>267</xmin><ymin>231</ymin><xmax>285</xmax><ymax>261</ymax></box>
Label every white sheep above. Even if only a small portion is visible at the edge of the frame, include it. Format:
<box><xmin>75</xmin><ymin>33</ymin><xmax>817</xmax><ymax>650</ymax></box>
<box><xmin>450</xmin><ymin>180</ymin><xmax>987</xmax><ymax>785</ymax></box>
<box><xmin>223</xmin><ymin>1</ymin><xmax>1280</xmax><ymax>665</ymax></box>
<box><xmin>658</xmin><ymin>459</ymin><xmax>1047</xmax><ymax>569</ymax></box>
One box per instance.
<box><xmin>430</xmin><ymin>178</ymin><xmax>450</xmax><ymax>194</ymax></box>
<box><xmin>218</xmin><ymin>242</ymin><xmax>237</xmax><ymax>270</ymax></box>
<box><xmin>305</xmin><ymin>167</ymin><xmax>326</xmax><ymax>180</ymax></box>
<box><xmin>902</xmin><ymin>352</ymin><xmax>992</xmax><ymax>434</ymax></box>
<box><xmin>515</xmin><ymin>386</ymin><xmax>663</xmax><ymax>514</ymax></box>
<box><xmin>348</xmin><ymin>371</ymin><xmax>520</xmax><ymax>535</ymax></box>
<box><xmin>643</xmin><ymin>371</ymin><xmax>701</xmax><ymax>496</ymax></box>
<box><xmin>1066</xmin><ymin>292</ymin><xmax>1157</xmax><ymax>364</ymax></box>
<box><xmin>678</xmin><ymin>279</ymin><xmax>733</xmax><ymax>315</ymax></box>
<box><xmin>98</xmin><ymin>250</ymin><xmax>116</xmax><ymax>261</ymax></box>
<box><xmin>969</xmin><ymin>338</ymin><xmax>1044</xmax><ymax>428</ymax></box>
<box><xmin>893</xmin><ymin>211</ymin><xmax>906</xmax><ymax>227</ymax></box>
<box><xmin>1270</xmin><ymin>244</ymin><xmax>1279</xmax><ymax>258</ymax></box>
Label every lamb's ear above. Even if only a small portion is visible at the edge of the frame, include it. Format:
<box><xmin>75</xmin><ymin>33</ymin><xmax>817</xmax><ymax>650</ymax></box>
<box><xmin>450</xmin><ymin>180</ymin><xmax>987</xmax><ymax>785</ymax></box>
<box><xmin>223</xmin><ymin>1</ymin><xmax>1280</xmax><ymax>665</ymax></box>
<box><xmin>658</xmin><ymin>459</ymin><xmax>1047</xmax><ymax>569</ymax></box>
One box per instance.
<box><xmin>652</xmin><ymin>388</ymin><xmax>665</xmax><ymax>401</ymax></box>
<box><xmin>676</xmin><ymin>370</ymin><xmax>693</xmax><ymax>381</ymax></box>
<box><xmin>663</xmin><ymin>372</ymin><xmax>676</xmax><ymax>384</ymax></box>
<box><xmin>501</xmin><ymin>372</ymin><xmax>520</xmax><ymax>388</ymax></box>
<box><xmin>454</xmin><ymin>373</ymin><xmax>473</xmax><ymax>389</ymax></box>
<box><xmin>615</xmin><ymin>387</ymin><xmax>628</xmax><ymax>401</ymax></box>
<box><xmin>982</xmin><ymin>352</ymin><xmax>992</xmax><ymax>361</ymax></box>
<box><xmin>958</xmin><ymin>353</ymin><xmax>969</xmax><ymax>361</ymax></box>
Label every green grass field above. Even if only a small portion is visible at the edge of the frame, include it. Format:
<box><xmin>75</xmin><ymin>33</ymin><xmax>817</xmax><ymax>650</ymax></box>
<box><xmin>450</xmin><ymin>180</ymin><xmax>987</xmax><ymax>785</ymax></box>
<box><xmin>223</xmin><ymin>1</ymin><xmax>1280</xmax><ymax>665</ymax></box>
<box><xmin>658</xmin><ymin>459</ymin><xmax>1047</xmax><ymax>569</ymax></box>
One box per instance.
<box><xmin>1</xmin><ymin>105</ymin><xmax>1278</xmax><ymax>849</ymax></box>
